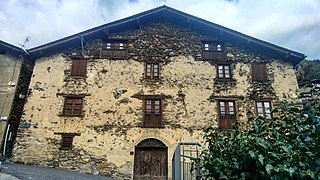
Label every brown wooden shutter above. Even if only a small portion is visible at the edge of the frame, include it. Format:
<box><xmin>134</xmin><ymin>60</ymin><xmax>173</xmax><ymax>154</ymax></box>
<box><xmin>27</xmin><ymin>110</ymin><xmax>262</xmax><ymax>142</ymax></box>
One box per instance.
<box><xmin>252</xmin><ymin>64</ymin><xmax>267</xmax><ymax>81</ymax></box>
<box><xmin>201</xmin><ymin>42</ymin><xmax>226</xmax><ymax>61</ymax></box>
<box><xmin>63</xmin><ymin>97</ymin><xmax>83</xmax><ymax>116</ymax></box>
<box><xmin>144</xmin><ymin>99</ymin><xmax>161</xmax><ymax>127</ymax></box>
<box><xmin>71</xmin><ymin>59</ymin><xmax>87</xmax><ymax>76</ymax></box>
<box><xmin>219</xmin><ymin>101</ymin><xmax>237</xmax><ymax>129</ymax></box>
<box><xmin>101</xmin><ymin>41</ymin><xmax>128</xmax><ymax>59</ymax></box>
<box><xmin>61</xmin><ymin>135</ymin><xmax>73</xmax><ymax>150</ymax></box>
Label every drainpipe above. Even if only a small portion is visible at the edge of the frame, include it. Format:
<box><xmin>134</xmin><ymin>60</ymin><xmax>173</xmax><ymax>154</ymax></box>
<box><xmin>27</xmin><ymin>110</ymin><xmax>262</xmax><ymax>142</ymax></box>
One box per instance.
<box><xmin>2</xmin><ymin>124</ymin><xmax>10</xmax><ymax>160</ymax></box>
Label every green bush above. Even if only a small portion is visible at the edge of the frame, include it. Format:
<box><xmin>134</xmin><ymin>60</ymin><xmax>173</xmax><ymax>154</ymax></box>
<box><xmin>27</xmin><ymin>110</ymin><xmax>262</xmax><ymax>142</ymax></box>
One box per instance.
<box><xmin>201</xmin><ymin>89</ymin><xmax>320</xmax><ymax>179</ymax></box>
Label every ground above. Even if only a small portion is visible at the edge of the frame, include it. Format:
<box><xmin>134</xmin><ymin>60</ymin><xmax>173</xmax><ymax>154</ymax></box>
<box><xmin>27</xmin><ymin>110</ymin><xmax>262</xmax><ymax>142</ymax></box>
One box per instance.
<box><xmin>0</xmin><ymin>161</ymin><xmax>113</xmax><ymax>180</ymax></box>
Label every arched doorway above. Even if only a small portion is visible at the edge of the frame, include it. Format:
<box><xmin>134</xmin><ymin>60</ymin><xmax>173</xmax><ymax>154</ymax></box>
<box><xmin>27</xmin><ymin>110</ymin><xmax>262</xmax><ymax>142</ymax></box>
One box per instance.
<box><xmin>133</xmin><ymin>138</ymin><xmax>168</xmax><ymax>180</ymax></box>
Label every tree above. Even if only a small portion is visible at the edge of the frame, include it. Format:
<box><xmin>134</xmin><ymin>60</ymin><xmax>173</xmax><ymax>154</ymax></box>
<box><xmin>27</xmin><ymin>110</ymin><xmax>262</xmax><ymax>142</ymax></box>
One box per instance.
<box><xmin>296</xmin><ymin>59</ymin><xmax>320</xmax><ymax>83</ymax></box>
<box><xmin>201</xmin><ymin>88</ymin><xmax>320</xmax><ymax>179</ymax></box>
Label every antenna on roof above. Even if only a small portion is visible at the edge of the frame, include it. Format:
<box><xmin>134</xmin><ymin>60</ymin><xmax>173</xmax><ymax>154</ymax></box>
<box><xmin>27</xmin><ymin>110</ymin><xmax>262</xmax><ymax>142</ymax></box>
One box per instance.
<box><xmin>19</xmin><ymin>36</ymin><xmax>31</xmax><ymax>49</ymax></box>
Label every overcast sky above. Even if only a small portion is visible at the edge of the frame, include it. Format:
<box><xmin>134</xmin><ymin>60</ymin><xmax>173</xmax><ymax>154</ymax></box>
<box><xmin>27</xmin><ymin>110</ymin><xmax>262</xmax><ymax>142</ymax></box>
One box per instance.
<box><xmin>0</xmin><ymin>0</ymin><xmax>319</xmax><ymax>59</ymax></box>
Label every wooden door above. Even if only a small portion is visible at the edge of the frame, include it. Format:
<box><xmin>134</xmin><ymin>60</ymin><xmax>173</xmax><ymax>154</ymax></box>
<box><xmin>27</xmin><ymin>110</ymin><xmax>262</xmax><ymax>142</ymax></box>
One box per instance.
<box><xmin>133</xmin><ymin>139</ymin><xmax>168</xmax><ymax>180</ymax></box>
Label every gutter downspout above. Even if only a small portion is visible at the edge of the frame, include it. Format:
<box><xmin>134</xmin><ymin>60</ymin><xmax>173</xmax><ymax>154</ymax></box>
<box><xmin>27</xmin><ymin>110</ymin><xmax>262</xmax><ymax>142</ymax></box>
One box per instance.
<box><xmin>2</xmin><ymin>124</ymin><xmax>10</xmax><ymax>160</ymax></box>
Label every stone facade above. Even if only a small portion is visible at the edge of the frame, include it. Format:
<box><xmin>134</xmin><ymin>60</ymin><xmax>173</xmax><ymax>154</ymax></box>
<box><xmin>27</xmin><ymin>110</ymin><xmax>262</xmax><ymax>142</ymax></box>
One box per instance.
<box><xmin>11</xmin><ymin>21</ymin><xmax>300</xmax><ymax>179</ymax></box>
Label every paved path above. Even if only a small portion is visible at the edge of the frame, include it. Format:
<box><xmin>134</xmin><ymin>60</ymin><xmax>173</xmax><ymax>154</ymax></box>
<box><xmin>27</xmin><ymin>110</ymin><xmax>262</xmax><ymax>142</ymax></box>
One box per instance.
<box><xmin>0</xmin><ymin>172</ymin><xmax>20</xmax><ymax>180</ymax></box>
<box><xmin>0</xmin><ymin>161</ymin><xmax>113</xmax><ymax>180</ymax></box>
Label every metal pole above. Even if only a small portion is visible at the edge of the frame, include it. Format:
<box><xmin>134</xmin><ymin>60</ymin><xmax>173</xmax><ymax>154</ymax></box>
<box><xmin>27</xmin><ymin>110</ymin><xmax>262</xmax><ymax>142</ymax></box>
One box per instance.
<box><xmin>182</xmin><ymin>143</ymin><xmax>185</xmax><ymax>180</ymax></box>
<box><xmin>2</xmin><ymin>124</ymin><xmax>10</xmax><ymax>159</ymax></box>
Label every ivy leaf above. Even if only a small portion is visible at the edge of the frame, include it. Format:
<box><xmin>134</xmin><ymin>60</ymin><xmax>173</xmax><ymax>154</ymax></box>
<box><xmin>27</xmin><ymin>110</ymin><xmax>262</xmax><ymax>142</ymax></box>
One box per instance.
<box><xmin>265</xmin><ymin>164</ymin><xmax>273</xmax><ymax>175</ymax></box>
<box><xmin>289</xmin><ymin>167</ymin><xmax>294</xmax><ymax>177</ymax></box>
<box><xmin>249</xmin><ymin>151</ymin><xmax>256</xmax><ymax>158</ymax></box>
<box><xmin>258</xmin><ymin>154</ymin><xmax>264</xmax><ymax>165</ymax></box>
<box><xmin>219</xmin><ymin>174</ymin><xmax>228</xmax><ymax>180</ymax></box>
<box><xmin>256</xmin><ymin>137</ymin><xmax>268</xmax><ymax>150</ymax></box>
<box><xmin>281</xmin><ymin>146</ymin><xmax>289</xmax><ymax>153</ymax></box>
<box><xmin>306</xmin><ymin>169</ymin><xmax>315</xmax><ymax>179</ymax></box>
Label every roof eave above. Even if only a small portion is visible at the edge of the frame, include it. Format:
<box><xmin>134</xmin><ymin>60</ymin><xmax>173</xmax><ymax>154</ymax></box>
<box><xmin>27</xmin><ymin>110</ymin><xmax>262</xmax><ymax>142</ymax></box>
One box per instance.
<box><xmin>26</xmin><ymin>5</ymin><xmax>306</xmax><ymax>64</ymax></box>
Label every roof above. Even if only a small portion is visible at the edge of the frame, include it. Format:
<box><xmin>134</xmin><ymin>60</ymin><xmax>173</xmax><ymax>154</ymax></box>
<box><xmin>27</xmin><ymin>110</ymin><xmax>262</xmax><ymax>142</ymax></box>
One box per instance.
<box><xmin>0</xmin><ymin>40</ymin><xmax>28</xmax><ymax>57</ymax></box>
<box><xmin>299</xmin><ymin>79</ymin><xmax>320</xmax><ymax>87</ymax></box>
<box><xmin>8</xmin><ymin>6</ymin><xmax>308</xmax><ymax>65</ymax></box>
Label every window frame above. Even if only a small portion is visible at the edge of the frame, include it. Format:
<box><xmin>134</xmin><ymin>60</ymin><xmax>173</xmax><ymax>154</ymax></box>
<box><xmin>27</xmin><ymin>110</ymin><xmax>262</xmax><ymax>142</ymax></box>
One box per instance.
<box><xmin>201</xmin><ymin>41</ymin><xmax>226</xmax><ymax>61</ymax></box>
<box><xmin>100</xmin><ymin>39</ymin><xmax>128</xmax><ymax>59</ymax></box>
<box><xmin>255</xmin><ymin>101</ymin><xmax>272</xmax><ymax>119</ymax></box>
<box><xmin>62</xmin><ymin>96</ymin><xmax>84</xmax><ymax>117</ymax></box>
<box><xmin>218</xmin><ymin>100</ymin><xmax>237</xmax><ymax>129</ymax></box>
<box><xmin>252</xmin><ymin>63</ymin><xmax>268</xmax><ymax>81</ymax></box>
<box><xmin>71</xmin><ymin>59</ymin><xmax>87</xmax><ymax>77</ymax></box>
<box><xmin>217</xmin><ymin>64</ymin><xmax>232</xmax><ymax>80</ymax></box>
<box><xmin>202</xmin><ymin>42</ymin><xmax>224</xmax><ymax>52</ymax></box>
<box><xmin>54</xmin><ymin>133</ymin><xmax>80</xmax><ymax>150</ymax></box>
<box><xmin>61</xmin><ymin>135</ymin><xmax>74</xmax><ymax>150</ymax></box>
<box><xmin>143</xmin><ymin>98</ymin><xmax>162</xmax><ymax>128</ymax></box>
<box><xmin>145</xmin><ymin>62</ymin><xmax>160</xmax><ymax>79</ymax></box>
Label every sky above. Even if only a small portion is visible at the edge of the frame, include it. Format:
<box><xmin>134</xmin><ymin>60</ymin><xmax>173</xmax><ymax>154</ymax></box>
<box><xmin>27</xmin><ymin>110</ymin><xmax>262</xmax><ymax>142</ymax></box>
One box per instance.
<box><xmin>0</xmin><ymin>0</ymin><xmax>319</xmax><ymax>59</ymax></box>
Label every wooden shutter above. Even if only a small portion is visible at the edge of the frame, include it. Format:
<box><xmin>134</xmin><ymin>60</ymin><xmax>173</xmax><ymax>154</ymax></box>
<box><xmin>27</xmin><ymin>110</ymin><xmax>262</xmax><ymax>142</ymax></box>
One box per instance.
<box><xmin>201</xmin><ymin>42</ymin><xmax>226</xmax><ymax>61</ymax></box>
<box><xmin>252</xmin><ymin>64</ymin><xmax>267</xmax><ymax>81</ymax></box>
<box><xmin>219</xmin><ymin>101</ymin><xmax>236</xmax><ymax>129</ymax></box>
<box><xmin>101</xmin><ymin>41</ymin><xmax>128</xmax><ymax>59</ymax></box>
<box><xmin>144</xmin><ymin>99</ymin><xmax>161</xmax><ymax>127</ymax></box>
<box><xmin>63</xmin><ymin>97</ymin><xmax>83</xmax><ymax>116</ymax></box>
<box><xmin>71</xmin><ymin>59</ymin><xmax>87</xmax><ymax>76</ymax></box>
<box><xmin>61</xmin><ymin>135</ymin><xmax>74</xmax><ymax>150</ymax></box>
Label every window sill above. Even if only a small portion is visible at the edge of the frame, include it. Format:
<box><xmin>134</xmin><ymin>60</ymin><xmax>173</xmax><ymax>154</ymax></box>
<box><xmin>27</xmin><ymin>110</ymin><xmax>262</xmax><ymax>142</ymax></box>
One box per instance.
<box><xmin>218</xmin><ymin>128</ymin><xmax>235</xmax><ymax>132</ymax></box>
<box><xmin>142</xmin><ymin>125</ymin><xmax>165</xmax><ymax>128</ymax></box>
<box><xmin>215</xmin><ymin>78</ymin><xmax>235</xmax><ymax>82</ymax></box>
<box><xmin>99</xmin><ymin>56</ymin><xmax>128</xmax><ymax>60</ymax></box>
<box><xmin>144</xmin><ymin>78</ymin><xmax>161</xmax><ymax>81</ymax></box>
<box><xmin>252</xmin><ymin>80</ymin><xmax>269</xmax><ymax>83</ymax></box>
<box><xmin>142</xmin><ymin>78</ymin><xmax>163</xmax><ymax>84</ymax></box>
<box><xmin>69</xmin><ymin>75</ymin><xmax>86</xmax><ymax>79</ymax></box>
<box><xmin>58</xmin><ymin>114</ymin><xmax>84</xmax><ymax>117</ymax></box>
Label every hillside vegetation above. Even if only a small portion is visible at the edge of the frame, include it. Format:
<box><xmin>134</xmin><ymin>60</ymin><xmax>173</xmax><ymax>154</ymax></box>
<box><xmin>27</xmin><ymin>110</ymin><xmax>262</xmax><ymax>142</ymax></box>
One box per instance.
<box><xmin>296</xmin><ymin>59</ymin><xmax>320</xmax><ymax>83</ymax></box>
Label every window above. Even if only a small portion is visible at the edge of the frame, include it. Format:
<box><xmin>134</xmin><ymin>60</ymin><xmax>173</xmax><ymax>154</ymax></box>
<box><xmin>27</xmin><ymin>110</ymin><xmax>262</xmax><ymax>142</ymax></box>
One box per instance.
<box><xmin>61</xmin><ymin>135</ymin><xmax>74</xmax><ymax>150</ymax></box>
<box><xmin>146</xmin><ymin>63</ymin><xmax>159</xmax><ymax>79</ymax></box>
<box><xmin>62</xmin><ymin>97</ymin><xmax>83</xmax><ymax>116</ymax></box>
<box><xmin>144</xmin><ymin>99</ymin><xmax>162</xmax><ymax>127</ymax></box>
<box><xmin>203</xmin><ymin>43</ymin><xmax>223</xmax><ymax>51</ymax></box>
<box><xmin>256</xmin><ymin>101</ymin><xmax>272</xmax><ymax>119</ymax></box>
<box><xmin>106</xmin><ymin>43</ymin><xmax>111</xmax><ymax>49</ymax></box>
<box><xmin>71</xmin><ymin>59</ymin><xmax>87</xmax><ymax>76</ymax></box>
<box><xmin>218</xmin><ymin>100</ymin><xmax>236</xmax><ymax>129</ymax></box>
<box><xmin>202</xmin><ymin>41</ymin><xmax>225</xmax><ymax>60</ymax></box>
<box><xmin>101</xmin><ymin>40</ymin><xmax>128</xmax><ymax>59</ymax></box>
<box><xmin>54</xmin><ymin>133</ymin><xmax>80</xmax><ymax>150</ymax></box>
<box><xmin>217</xmin><ymin>64</ymin><xmax>231</xmax><ymax>79</ymax></box>
<box><xmin>216</xmin><ymin>44</ymin><xmax>222</xmax><ymax>51</ymax></box>
<box><xmin>252</xmin><ymin>64</ymin><xmax>267</xmax><ymax>81</ymax></box>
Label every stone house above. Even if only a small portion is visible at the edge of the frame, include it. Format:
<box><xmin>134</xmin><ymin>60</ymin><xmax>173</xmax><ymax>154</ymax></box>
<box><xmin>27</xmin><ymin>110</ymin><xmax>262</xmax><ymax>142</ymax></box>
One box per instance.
<box><xmin>299</xmin><ymin>79</ymin><xmax>320</xmax><ymax>100</ymax></box>
<box><xmin>8</xmin><ymin>6</ymin><xmax>305</xmax><ymax>180</ymax></box>
<box><xmin>0</xmin><ymin>40</ymin><xmax>32</xmax><ymax>159</ymax></box>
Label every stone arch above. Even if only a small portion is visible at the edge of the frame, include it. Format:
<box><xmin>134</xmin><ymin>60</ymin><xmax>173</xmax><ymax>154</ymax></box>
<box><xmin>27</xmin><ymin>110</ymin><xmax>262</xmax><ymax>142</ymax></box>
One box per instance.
<box><xmin>136</xmin><ymin>138</ymin><xmax>167</xmax><ymax>147</ymax></box>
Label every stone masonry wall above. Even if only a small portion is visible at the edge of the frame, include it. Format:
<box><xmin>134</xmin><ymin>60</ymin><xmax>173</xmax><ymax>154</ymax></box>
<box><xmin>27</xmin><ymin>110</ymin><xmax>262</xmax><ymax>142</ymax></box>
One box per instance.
<box><xmin>12</xmin><ymin>22</ymin><xmax>299</xmax><ymax>179</ymax></box>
